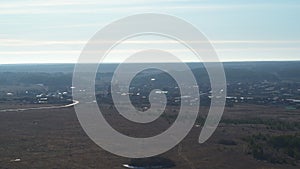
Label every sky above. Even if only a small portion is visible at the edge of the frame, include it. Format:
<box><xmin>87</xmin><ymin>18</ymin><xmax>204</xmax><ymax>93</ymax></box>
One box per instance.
<box><xmin>0</xmin><ymin>0</ymin><xmax>300</xmax><ymax>64</ymax></box>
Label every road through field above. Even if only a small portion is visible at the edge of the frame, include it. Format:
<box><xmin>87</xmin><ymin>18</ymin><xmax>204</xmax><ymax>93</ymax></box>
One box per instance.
<box><xmin>0</xmin><ymin>100</ymin><xmax>79</xmax><ymax>112</ymax></box>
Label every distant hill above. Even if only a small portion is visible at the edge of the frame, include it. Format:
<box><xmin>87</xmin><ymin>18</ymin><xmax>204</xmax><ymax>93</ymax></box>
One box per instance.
<box><xmin>0</xmin><ymin>61</ymin><xmax>299</xmax><ymax>84</ymax></box>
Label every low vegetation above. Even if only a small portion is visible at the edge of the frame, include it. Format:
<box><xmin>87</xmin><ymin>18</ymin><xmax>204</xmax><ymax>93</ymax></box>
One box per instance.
<box><xmin>222</xmin><ymin>118</ymin><xmax>300</xmax><ymax>131</ymax></box>
<box><xmin>244</xmin><ymin>134</ymin><xmax>300</xmax><ymax>165</ymax></box>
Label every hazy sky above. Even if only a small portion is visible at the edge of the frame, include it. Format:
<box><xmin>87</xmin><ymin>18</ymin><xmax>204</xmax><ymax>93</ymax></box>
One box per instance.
<box><xmin>0</xmin><ymin>0</ymin><xmax>300</xmax><ymax>64</ymax></box>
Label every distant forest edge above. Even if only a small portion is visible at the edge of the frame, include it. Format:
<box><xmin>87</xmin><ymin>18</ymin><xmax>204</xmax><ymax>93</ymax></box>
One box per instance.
<box><xmin>0</xmin><ymin>62</ymin><xmax>299</xmax><ymax>87</ymax></box>
<box><xmin>1</xmin><ymin>61</ymin><xmax>300</xmax><ymax>74</ymax></box>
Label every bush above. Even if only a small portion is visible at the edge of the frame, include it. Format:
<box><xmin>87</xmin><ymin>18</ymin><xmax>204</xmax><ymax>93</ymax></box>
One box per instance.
<box><xmin>218</xmin><ymin>139</ymin><xmax>237</xmax><ymax>146</ymax></box>
<box><xmin>245</xmin><ymin>134</ymin><xmax>300</xmax><ymax>165</ymax></box>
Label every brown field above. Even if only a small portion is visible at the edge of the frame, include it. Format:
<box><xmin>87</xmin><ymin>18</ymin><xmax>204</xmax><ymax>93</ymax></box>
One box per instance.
<box><xmin>0</xmin><ymin>103</ymin><xmax>299</xmax><ymax>169</ymax></box>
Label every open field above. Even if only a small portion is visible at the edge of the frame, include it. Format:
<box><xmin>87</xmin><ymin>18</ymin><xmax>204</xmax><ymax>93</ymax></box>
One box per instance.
<box><xmin>0</xmin><ymin>103</ymin><xmax>299</xmax><ymax>169</ymax></box>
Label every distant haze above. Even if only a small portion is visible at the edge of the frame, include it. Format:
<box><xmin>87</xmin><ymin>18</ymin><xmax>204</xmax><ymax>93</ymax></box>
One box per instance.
<box><xmin>0</xmin><ymin>1</ymin><xmax>300</xmax><ymax>63</ymax></box>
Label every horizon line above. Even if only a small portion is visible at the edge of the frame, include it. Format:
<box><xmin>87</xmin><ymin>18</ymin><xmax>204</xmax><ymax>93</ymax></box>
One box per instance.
<box><xmin>1</xmin><ymin>60</ymin><xmax>300</xmax><ymax>65</ymax></box>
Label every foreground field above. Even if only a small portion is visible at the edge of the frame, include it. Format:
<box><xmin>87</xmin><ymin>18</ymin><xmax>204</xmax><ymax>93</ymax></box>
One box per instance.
<box><xmin>0</xmin><ymin>103</ymin><xmax>299</xmax><ymax>169</ymax></box>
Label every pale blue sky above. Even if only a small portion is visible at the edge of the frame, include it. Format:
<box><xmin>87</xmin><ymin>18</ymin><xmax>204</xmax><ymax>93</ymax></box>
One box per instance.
<box><xmin>0</xmin><ymin>0</ymin><xmax>300</xmax><ymax>64</ymax></box>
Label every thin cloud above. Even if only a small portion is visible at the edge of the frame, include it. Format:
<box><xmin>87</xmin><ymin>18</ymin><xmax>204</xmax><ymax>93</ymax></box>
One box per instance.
<box><xmin>0</xmin><ymin>0</ymin><xmax>187</xmax><ymax>8</ymax></box>
<box><xmin>0</xmin><ymin>1</ymin><xmax>299</xmax><ymax>15</ymax></box>
<box><xmin>1</xmin><ymin>47</ymin><xmax>299</xmax><ymax>55</ymax></box>
<box><xmin>0</xmin><ymin>4</ymin><xmax>258</xmax><ymax>15</ymax></box>
<box><xmin>0</xmin><ymin>39</ymin><xmax>85</xmax><ymax>46</ymax></box>
<box><xmin>1</xmin><ymin>39</ymin><xmax>300</xmax><ymax>47</ymax></box>
<box><xmin>0</xmin><ymin>50</ymin><xmax>79</xmax><ymax>55</ymax></box>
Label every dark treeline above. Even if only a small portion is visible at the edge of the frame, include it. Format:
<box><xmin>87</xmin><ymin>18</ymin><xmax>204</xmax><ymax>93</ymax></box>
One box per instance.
<box><xmin>0</xmin><ymin>72</ymin><xmax>72</xmax><ymax>87</ymax></box>
<box><xmin>1</xmin><ymin>62</ymin><xmax>299</xmax><ymax>85</ymax></box>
